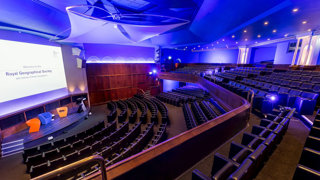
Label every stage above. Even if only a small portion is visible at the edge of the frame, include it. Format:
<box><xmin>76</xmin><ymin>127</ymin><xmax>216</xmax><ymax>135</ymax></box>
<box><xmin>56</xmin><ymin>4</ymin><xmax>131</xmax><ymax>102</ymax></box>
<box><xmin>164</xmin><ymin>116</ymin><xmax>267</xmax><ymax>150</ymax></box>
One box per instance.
<box><xmin>1</xmin><ymin>108</ymin><xmax>88</xmax><ymax>157</ymax></box>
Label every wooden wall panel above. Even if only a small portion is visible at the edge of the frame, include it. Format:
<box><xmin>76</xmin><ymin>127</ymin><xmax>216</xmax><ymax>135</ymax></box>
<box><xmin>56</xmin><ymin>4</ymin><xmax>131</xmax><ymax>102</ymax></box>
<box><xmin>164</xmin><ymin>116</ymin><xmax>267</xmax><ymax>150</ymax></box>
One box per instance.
<box><xmin>87</xmin><ymin>64</ymin><xmax>160</xmax><ymax>105</ymax></box>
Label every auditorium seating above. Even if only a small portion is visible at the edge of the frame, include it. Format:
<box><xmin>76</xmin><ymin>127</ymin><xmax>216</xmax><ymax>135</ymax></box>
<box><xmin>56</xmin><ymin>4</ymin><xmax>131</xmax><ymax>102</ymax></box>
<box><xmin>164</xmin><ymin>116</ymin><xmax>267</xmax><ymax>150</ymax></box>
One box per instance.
<box><xmin>131</xmin><ymin>97</ymin><xmax>148</xmax><ymax>124</ymax></box>
<box><xmin>125</xmin><ymin>99</ymin><xmax>138</xmax><ymax>123</ymax></box>
<box><xmin>22</xmin><ymin>91</ymin><xmax>171</xmax><ymax>179</ymax></box>
<box><xmin>192</xmin><ymin>107</ymin><xmax>295</xmax><ymax>180</ymax></box>
<box><xmin>209</xmin><ymin>68</ymin><xmax>320</xmax><ymax>115</ymax></box>
<box><xmin>107</xmin><ymin>101</ymin><xmax>117</xmax><ymax>122</ymax></box>
<box><xmin>151</xmin><ymin>98</ymin><xmax>169</xmax><ymax>123</ymax></box>
<box><xmin>116</xmin><ymin>100</ymin><xmax>128</xmax><ymax>123</ymax></box>
<box><xmin>293</xmin><ymin>109</ymin><xmax>320</xmax><ymax>179</ymax></box>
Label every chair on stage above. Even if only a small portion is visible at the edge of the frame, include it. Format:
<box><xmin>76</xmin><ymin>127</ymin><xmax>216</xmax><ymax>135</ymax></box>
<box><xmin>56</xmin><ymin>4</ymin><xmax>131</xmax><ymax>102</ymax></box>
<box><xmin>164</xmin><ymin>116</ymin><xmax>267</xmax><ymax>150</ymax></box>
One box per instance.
<box><xmin>56</xmin><ymin>107</ymin><xmax>68</xmax><ymax>118</ymax></box>
<box><xmin>26</xmin><ymin>118</ymin><xmax>41</xmax><ymax>133</ymax></box>
<box><xmin>38</xmin><ymin>112</ymin><xmax>53</xmax><ymax>125</ymax></box>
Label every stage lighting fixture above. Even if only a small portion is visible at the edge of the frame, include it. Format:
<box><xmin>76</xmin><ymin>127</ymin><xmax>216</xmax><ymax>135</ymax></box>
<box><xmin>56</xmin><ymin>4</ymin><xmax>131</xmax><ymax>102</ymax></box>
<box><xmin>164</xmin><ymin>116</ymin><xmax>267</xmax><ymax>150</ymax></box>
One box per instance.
<box><xmin>152</xmin><ymin>69</ymin><xmax>157</xmax><ymax>73</ymax></box>
<box><xmin>149</xmin><ymin>72</ymin><xmax>153</xmax><ymax>75</ymax></box>
<box><xmin>168</xmin><ymin>56</ymin><xmax>172</xmax><ymax>60</ymax></box>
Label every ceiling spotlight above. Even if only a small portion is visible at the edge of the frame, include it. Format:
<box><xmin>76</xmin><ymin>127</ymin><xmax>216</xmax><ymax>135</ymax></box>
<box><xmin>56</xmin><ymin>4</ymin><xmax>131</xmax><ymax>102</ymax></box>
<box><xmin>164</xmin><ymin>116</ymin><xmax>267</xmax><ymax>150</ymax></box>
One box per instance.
<box><xmin>232</xmin><ymin>35</ymin><xmax>235</xmax><ymax>38</ymax></box>
<box><xmin>185</xmin><ymin>46</ymin><xmax>188</xmax><ymax>49</ymax></box>
<box><xmin>243</xmin><ymin>29</ymin><xmax>247</xmax><ymax>33</ymax></box>
<box><xmin>206</xmin><ymin>47</ymin><xmax>208</xmax><ymax>49</ymax></box>
<box><xmin>264</xmin><ymin>21</ymin><xmax>269</xmax><ymax>26</ymax></box>
<box><xmin>255</xmin><ymin>41</ymin><xmax>258</xmax><ymax>44</ymax></box>
<box><xmin>245</xmin><ymin>38</ymin><xmax>248</xmax><ymax>41</ymax></box>
<box><xmin>236</xmin><ymin>42</ymin><xmax>238</xmax><ymax>44</ymax></box>
<box><xmin>302</xmin><ymin>21</ymin><xmax>307</xmax><ymax>24</ymax></box>
<box><xmin>284</xmin><ymin>34</ymin><xmax>289</xmax><ymax>37</ymax></box>
<box><xmin>257</xmin><ymin>34</ymin><xmax>261</xmax><ymax>38</ymax></box>
<box><xmin>198</xmin><ymin>45</ymin><xmax>200</xmax><ymax>47</ymax></box>
<box><xmin>217</xmin><ymin>41</ymin><xmax>219</xmax><ymax>44</ymax></box>
<box><xmin>272</xmin><ymin>29</ymin><xmax>277</xmax><ymax>33</ymax></box>
<box><xmin>211</xmin><ymin>44</ymin><xmax>214</xmax><ymax>46</ymax></box>
<box><xmin>292</xmin><ymin>8</ymin><xmax>299</xmax><ymax>13</ymax></box>
<box><xmin>308</xmin><ymin>29</ymin><xmax>312</xmax><ymax>32</ymax></box>
<box><xmin>267</xmin><ymin>38</ymin><xmax>271</xmax><ymax>40</ymax></box>
<box><xmin>222</xmin><ymin>39</ymin><xmax>225</xmax><ymax>41</ymax></box>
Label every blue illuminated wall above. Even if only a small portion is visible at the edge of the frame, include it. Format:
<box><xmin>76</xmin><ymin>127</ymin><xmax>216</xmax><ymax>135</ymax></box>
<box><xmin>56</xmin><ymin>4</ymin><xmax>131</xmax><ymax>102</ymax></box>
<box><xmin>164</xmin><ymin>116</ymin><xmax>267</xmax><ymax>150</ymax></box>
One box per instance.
<box><xmin>163</xmin><ymin>79</ymin><xmax>180</xmax><ymax>92</ymax></box>
<box><xmin>84</xmin><ymin>44</ymin><xmax>155</xmax><ymax>63</ymax></box>
<box><xmin>198</xmin><ymin>49</ymin><xmax>238</xmax><ymax>63</ymax></box>
<box><xmin>161</xmin><ymin>48</ymin><xmax>238</xmax><ymax>64</ymax></box>
<box><xmin>274</xmin><ymin>41</ymin><xmax>295</xmax><ymax>64</ymax></box>
<box><xmin>250</xmin><ymin>47</ymin><xmax>276</xmax><ymax>63</ymax></box>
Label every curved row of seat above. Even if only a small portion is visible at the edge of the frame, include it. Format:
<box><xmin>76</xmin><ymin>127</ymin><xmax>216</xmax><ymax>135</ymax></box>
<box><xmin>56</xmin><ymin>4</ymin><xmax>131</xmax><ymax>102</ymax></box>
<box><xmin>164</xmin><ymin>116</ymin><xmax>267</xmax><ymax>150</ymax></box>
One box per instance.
<box><xmin>293</xmin><ymin>110</ymin><xmax>320</xmax><ymax>179</ymax></box>
<box><xmin>149</xmin><ymin>123</ymin><xmax>167</xmax><ymax>147</ymax></box>
<box><xmin>192</xmin><ymin>108</ymin><xmax>295</xmax><ymax>180</ymax></box>
<box><xmin>28</xmin><ymin>121</ymin><xmax>128</xmax><ymax>178</ymax></box>
<box><xmin>125</xmin><ymin>99</ymin><xmax>138</xmax><ymax>123</ymax></box>
<box><xmin>151</xmin><ymin>98</ymin><xmax>169</xmax><ymax>123</ymax></box>
<box><xmin>23</xmin><ymin>120</ymin><xmax>106</xmax><ymax>163</ymax></box>
<box><xmin>183</xmin><ymin>103</ymin><xmax>197</xmax><ymax>130</ymax></box>
<box><xmin>105</xmin><ymin>122</ymin><xmax>154</xmax><ymax>167</ymax></box>
<box><xmin>191</xmin><ymin>102</ymin><xmax>208</xmax><ymax>125</ymax></box>
<box><xmin>116</xmin><ymin>100</ymin><xmax>128</xmax><ymax>123</ymax></box>
<box><xmin>131</xmin><ymin>97</ymin><xmax>148</xmax><ymax>123</ymax></box>
<box><xmin>107</xmin><ymin>101</ymin><xmax>118</xmax><ymax>122</ymax></box>
<box><xmin>49</xmin><ymin>122</ymin><xmax>141</xmax><ymax>180</ymax></box>
<box><xmin>142</xmin><ymin>97</ymin><xmax>158</xmax><ymax>123</ymax></box>
<box><xmin>198</xmin><ymin>101</ymin><xmax>217</xmax><ymax>120</ymax></box>
<box><xmin>211</xmin><ymin>68</ymin><xmax>320</xmax><ymax>115</ymax></box>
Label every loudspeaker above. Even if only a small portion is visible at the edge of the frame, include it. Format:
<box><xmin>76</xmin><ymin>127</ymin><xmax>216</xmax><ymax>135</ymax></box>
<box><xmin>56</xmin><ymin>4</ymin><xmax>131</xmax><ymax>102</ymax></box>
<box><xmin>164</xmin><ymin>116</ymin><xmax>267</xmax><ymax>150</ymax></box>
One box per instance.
<box><xmin>77</xmin><ymin>58</ymin><xmax>86</xmax><ymax>68</ymax></box>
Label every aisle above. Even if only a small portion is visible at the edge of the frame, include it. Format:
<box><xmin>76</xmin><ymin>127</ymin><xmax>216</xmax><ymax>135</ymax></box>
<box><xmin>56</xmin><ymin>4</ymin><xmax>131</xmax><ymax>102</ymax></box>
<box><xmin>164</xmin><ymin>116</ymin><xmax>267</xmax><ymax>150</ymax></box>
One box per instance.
<box><xmin>254</xmin><ymin>117</ymin><xmax>309</xmax><ymax>180</ymax></box>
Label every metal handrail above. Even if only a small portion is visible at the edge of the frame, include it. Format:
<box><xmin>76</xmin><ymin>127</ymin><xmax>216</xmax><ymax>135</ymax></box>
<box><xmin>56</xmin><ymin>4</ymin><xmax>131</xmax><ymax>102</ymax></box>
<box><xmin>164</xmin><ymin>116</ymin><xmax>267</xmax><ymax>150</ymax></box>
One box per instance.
<box><xmin>31</xmin><ymin>155</ymin><xmax>107</xmax><ymax>180</ymax></box>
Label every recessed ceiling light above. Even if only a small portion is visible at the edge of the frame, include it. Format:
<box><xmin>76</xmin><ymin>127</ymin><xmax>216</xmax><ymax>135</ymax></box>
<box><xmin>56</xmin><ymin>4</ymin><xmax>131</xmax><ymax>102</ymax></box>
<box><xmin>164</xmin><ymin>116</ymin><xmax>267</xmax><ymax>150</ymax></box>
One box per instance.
<box><xmin>222</xmin><ymin>39</ymin><xmax>225</xmax><ymax>41</ymax></box>
<box><xmin>292</xmin><ymin>8</ymin><xmax>299</xmax><ymax>13</ymax></box>
<box><xmin>302</xmin><ymin>21</ymin><xmax>307</xmax><ymax>24</ymax></box>
<box><xmin>185</xmin><ymin>46</ymin><xmax>187</xmax><ymax>48</ymax></box>
<box><xmin>217</xmin><ymin>41</ymin><xmax>219</xmax><ymax>44</ymax></box>
<box><xmin>198</xmin><ymin>45</ymin><xmax>200</xmax><ymax>47</ymax></box>
<box><xmin>267</xmin><ymin>38</ymin><xmax>270</xmax><ymax>40</ymax></box>
<box><xmin>257</xmin><ymin>34</ymin><xmax>261</xmax><ymax>38</ymax></box>
<box><xmin>211</xmin><ymin>44</ymin><xmax>214</xmax><ymax>46</ymax></box>
<box><xmin>245</xmin><ymin>38</ymin><xmax>248</xmax><ymax>41</ymax></box>
<box><xmin>255</xmin><ymin>41</ymin><xmax>258</xmax><ymax>44</ymax></box>
<box><xmin>264</xmin><ymin>21</ymin><xmax>269</xmax><ymax>26</ymax></box>
<box><xmin>308</xmin><ymin>29</ymin><xmax>312</xmax><ymax>32</ymax></box>
<box><xmin>232</xmin><ymin>35</ymin><xmax>235</xmax><ymax>38</ymax></box>
<box><xmin>272</xmin><ymin>29</ymin><xmax>277</xmax><ymax>33</ymax></box>
<box><xmin>243</xmin><ymin>29</ymin><xmax>247</xmax><ymax>33</ymax></box>
<box><xmin>284</xmin><ymin>34</ymin><xmax>289</xmax><ymax>37</ymax></box>
<box><xmin>236</xmin><ymin>42</ymin><xmax>238</xmax><ymax>44</ymax></box>
<box><xmin>206</xmin><ymin>47</ymin><xmax>208</xmax><ymax>49</ymax></box>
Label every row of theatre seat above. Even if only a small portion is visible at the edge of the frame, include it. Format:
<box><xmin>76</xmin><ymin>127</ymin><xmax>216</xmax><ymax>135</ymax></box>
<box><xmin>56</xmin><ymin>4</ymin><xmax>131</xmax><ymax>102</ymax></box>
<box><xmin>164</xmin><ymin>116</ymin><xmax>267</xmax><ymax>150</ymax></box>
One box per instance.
<box><xmin>211</xmin><ymin>71</ymin><xmax>319</xmax><ymax>115</ymax></box>
<box><xmin>192</xmin><ymin>107</ymin><xmax>295</xmax><ymax>180</ymax></box>
<box><xmin>182</xmin><ymin>99</ymin><xmax>226</xmax><ymax>129</ymax></box>
<box><xmin>24</xmin><ymin>94</ymin><xmax>170</xmax><ymax>179</ymax></box>
<box><xmin>27</xmin><ymin>120</ymin><xmax>156</xmax><ymax>179</ymax></box>
<box><xmin>293</xmin><ymin>110</ymin><xmax>320</xmax><ymax>179</ymax></box>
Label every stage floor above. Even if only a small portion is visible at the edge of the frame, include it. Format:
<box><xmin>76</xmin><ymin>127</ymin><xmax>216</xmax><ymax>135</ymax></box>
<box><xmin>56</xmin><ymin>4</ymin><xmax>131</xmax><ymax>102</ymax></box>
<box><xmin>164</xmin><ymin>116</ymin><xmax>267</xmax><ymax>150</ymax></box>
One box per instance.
<box><xmin>3</xmin><ymin>108</ymin><xmax>88</xmax><ymax>148</ymax></box>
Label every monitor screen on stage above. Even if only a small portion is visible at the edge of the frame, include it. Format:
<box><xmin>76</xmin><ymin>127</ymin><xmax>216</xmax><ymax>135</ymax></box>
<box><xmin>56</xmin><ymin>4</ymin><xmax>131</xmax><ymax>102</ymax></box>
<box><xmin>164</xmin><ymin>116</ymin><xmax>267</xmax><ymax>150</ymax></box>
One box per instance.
<box><xmin>0</xmin><ymin>40</ymin><xmax>67</xmax><ymax>103</ymax></box>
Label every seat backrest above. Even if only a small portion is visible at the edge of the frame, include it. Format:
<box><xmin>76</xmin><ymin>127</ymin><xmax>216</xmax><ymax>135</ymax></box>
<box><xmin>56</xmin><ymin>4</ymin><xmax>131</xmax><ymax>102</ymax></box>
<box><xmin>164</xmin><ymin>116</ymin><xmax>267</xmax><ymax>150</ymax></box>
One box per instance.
<box><xmin>301</xmin><ymin>92</ymin><xmax>318</xmax><ymax>100</ymax></box>
<box><xmin>270</xmin><ymin>85</ymin><xmax>280</xmax><ymax>91</ymax></box>
<box><xmin>289</xmin><ymin>89</ymin><xmax>302</xmax><ymax>96</ymax></box>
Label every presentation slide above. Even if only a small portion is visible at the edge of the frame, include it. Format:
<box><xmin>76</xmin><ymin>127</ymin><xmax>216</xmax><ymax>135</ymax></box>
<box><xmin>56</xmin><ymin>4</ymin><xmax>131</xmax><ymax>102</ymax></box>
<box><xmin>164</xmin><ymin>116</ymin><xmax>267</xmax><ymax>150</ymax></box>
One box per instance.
<box><xmin>0</xmin><ymin>40</ymin><xmax>67</xmax><ymax>103</ymax></box>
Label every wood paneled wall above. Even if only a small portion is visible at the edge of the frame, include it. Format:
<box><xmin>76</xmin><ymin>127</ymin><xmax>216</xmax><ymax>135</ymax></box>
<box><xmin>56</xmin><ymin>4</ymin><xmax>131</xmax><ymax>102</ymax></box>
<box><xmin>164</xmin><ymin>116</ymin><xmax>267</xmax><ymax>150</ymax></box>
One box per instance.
<box><xmin>86</xmin><ymin>64</ymin><xmax>159</xmax><ymax>105</ymax></box>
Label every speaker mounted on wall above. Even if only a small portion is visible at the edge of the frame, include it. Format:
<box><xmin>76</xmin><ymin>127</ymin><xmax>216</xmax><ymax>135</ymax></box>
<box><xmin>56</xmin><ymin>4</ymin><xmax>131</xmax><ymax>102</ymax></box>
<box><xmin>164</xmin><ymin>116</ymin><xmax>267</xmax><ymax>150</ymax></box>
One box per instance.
<box><xmin>76</xmin><ymin>57</ymin><xmax>86</xmax><ymax>68</ymax></box>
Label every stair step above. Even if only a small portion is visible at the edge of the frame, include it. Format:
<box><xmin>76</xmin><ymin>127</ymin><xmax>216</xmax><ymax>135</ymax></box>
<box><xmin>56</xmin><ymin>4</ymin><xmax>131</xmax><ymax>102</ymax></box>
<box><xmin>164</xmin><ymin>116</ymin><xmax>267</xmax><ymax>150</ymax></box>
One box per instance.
<box><xmin>1</xmin><ymin>139</ymin><xmax>24</xmax><ymax>147</ymax></box>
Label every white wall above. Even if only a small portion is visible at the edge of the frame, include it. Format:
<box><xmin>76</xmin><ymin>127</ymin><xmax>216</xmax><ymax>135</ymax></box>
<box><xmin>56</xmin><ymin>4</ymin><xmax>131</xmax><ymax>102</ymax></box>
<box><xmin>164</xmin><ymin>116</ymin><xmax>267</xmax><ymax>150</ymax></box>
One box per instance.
<box><xmin>61</xmin><ymin>45</ymin><xmax>88</xmax><ymax>95</ymax></box>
